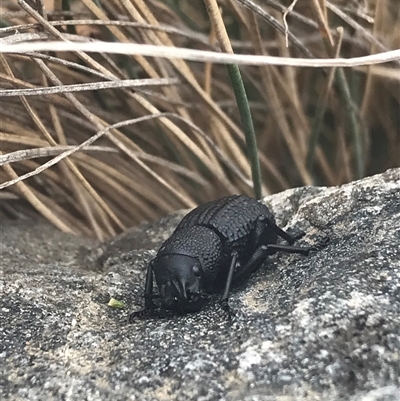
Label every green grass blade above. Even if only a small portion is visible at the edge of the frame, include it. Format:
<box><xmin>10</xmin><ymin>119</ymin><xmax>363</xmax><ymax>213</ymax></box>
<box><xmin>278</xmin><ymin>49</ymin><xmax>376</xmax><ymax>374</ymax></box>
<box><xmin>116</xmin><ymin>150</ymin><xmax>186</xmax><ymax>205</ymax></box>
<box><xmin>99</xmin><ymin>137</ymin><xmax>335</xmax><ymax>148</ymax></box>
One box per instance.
<box><xmin>226</xmin><ymin>64</ymin><xmax>262</xmax><ymax>198</ymax></box>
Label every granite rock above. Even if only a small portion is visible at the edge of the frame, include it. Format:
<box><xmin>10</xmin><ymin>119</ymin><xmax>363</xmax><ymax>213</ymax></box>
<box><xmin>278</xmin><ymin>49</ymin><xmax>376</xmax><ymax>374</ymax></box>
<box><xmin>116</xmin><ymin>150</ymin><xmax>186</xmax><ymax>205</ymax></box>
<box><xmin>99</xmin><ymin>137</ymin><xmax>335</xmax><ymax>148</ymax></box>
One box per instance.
<box><xmin>1</xmin><ymin>169</ymin><xmax>399</xmax><ymax>401</ymax></box>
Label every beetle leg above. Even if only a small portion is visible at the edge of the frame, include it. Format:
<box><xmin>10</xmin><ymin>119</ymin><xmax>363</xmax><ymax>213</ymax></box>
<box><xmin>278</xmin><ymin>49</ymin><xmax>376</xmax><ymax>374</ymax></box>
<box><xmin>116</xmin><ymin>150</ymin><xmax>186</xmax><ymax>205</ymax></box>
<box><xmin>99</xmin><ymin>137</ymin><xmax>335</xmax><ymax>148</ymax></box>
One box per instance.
<box><xmin>218</xmin><ymin>251</ymin><xmax>238</xmax><ymax>320</ymax></box>
<box><xmin>129</xmin><ymin>305</ymin><xmax>175</xmax><ymax>322</ymax></box>
<box><xmin>129</xmin><ymin>260</ymin><xmax>160</xmax><ymax>322</ymax></box>
<box><xmin>266</xmin><ymin>243</ymin><xmax>311</xmax><ymax>255</ymax></box>
<box><xmin>144</xmin><ymin>260</ymin><xmax>157</xmax><ymax>309</ymax></box>
<box><xmin>233</xmin><ymin>245</ymin><xmax>274</xmax><ymax>283</ymax></box>
<box><xmin>233</xmin><ymin>241</ymin><xmax>312</xmax><ymax>283</ymax></box>
<box><xmin>267</xmin><ymin>237</ymin><xmax>329</xmax><ymax>254</ymax></box>
<box><xmin>221</xmin><ymin>251</ymin><xmax>238</xmax><ymax>302</ymax></box>
<box><xmin>256</xmin><ymin>215</ymin><xmax>298</xmax><ymax>245</ymax></box>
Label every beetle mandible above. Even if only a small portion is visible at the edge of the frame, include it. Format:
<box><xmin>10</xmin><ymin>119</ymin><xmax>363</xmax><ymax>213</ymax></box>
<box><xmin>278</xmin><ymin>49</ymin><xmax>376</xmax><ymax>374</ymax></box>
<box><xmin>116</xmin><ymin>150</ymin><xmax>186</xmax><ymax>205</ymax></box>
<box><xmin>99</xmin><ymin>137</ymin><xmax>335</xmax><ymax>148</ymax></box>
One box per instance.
<box><xmin>130</xmin><ymin>194</ymin><xmax>316</xmax><ymax>320</ymax></box>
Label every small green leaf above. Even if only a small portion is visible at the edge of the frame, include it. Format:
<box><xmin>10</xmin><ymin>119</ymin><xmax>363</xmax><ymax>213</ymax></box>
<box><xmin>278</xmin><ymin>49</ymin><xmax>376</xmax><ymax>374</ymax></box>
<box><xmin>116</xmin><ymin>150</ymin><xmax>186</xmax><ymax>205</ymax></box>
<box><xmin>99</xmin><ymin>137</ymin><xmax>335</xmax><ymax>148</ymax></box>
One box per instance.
<box><xmin>108</xmin><ymin>298</ymin><xmax>125</xmax><ymax>309</ymax></box>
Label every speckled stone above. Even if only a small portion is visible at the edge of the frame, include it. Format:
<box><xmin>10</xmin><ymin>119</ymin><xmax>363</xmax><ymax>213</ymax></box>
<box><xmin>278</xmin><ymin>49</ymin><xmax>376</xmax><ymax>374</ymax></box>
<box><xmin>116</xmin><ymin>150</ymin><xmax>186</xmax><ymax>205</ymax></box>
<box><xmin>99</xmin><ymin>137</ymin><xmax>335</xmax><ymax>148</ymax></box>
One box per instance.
<box><xmin>1</xmin><ymin>169</ymin><xmax>399</xmax><ymax>401</ymax></box>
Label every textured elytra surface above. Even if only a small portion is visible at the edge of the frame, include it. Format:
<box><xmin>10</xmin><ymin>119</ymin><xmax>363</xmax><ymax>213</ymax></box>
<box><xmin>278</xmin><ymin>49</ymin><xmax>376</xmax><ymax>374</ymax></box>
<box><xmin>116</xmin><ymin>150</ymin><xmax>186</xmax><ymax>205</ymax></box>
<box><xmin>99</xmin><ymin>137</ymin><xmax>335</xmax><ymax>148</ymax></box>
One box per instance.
<box><xmin>158</xmin><ymin>225</ymin><xmax>225</xmax><ymax>278</ymax></box>
<box><xmin>176</xmin><ymin>195</ymin><xmax>275</xmax><ymax>243</ymax></box>
<box><xmin>1</xmin><ymin>169</ymin><xmax>400</xmax><ymax>401</ymax></box>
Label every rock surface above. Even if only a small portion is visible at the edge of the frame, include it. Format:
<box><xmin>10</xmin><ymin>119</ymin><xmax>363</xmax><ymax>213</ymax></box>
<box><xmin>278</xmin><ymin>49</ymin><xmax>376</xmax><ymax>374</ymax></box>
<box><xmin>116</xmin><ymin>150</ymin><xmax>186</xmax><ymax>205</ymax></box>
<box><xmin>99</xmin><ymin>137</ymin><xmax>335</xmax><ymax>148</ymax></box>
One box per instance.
<box><xmin>1</xmin><ymin>169</ymin><xmax>400</xmax><ymax>401</ymax></box>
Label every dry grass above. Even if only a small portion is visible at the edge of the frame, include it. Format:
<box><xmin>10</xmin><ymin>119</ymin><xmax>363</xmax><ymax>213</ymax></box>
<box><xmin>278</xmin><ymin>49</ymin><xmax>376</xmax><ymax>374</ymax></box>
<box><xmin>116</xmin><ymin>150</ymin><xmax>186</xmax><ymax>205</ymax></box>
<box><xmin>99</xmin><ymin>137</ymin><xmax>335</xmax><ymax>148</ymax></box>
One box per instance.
<box><xmin>0</xmin><ymin>0</ymin><xmax>399</xmax><ymax>239</ymax></box>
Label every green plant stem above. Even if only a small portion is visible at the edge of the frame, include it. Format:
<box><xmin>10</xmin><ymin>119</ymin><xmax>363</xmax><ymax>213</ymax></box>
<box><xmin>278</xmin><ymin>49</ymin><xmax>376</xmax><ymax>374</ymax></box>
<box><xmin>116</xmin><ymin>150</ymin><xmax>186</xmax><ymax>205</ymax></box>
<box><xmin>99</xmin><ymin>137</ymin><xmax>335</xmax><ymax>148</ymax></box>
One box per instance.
<box><xmin>334</xmin><ymin>68</ymin><xmax>364</xmax><ymax>179</ymax></box>
<box><xmin>226</xmin><ymin>64</ymin><xmax>262</xmax><ymax>199</ymax></box>
<box><xmin>306</xmin><ymin>82</ymin><xmax>327</xmax><ymax>174</ymax></box>
<box><xmin>203</xmin><ymin>0</ymin><xmax>262</xmax><ymax>198</ymax></box>
<box><xmin>311</xmin><ymin>29</ymin><xmax>364</xmax><ymax>180</ymax></box>
<box><xmin>62</xmin><ymin>0</ymin><xmax>76</xmax><ymax>35</ymax></box>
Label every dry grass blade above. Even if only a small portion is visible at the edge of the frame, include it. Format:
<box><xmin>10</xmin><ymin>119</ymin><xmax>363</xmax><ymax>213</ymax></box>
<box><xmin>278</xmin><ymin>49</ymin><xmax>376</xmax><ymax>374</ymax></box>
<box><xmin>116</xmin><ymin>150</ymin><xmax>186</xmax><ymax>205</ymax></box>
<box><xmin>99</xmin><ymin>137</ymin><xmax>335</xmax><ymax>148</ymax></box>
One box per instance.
<box><xmin>283</xmin><ymin>0</ymin><xmax>300</xmax><ymax>47</ymax></box>
<box><xmin>0</xmin><ymin>77</ymin><xmax>180</xmax><ymax>96</ymax></box>
<box><xmin>236</xmin><ymin>0</ymin><xmax>315</xmax><ymax>58</ymax></box>
<box><xmin>326</xmin><ymin>1</ymin><xmax>400</xmax><ymax>67</ymax></box>
<box><xmin>0</xmin><ymin>145</ymin><xmax>117</xmax><ymax>166</ymax></box>
<box><xmin>0</xmin><ymin>19</ymin><xmax>211</xmax><ymax>46</ymax></box>
<box><xmin>1</xmin><ymin>0</ymin><xmax>398</xmax><ymax>238</ymax></box>
<box><xmin>0</xmin><ymin>114</ymin><xmax>179</xmax><ymax>190</ymax></box>
<box><xmin>2</xmin><ymin>41</ymin><xmax>399</xmax><ymax>67</ymax></box>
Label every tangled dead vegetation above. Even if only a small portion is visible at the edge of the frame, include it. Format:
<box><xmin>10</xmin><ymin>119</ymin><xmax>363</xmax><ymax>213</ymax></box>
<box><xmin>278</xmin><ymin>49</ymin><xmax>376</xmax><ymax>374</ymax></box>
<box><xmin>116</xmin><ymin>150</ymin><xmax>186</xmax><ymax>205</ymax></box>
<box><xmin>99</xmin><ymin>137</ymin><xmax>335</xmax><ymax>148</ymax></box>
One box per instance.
<box><xmin>0</xmin><ymin>0</ymin><xmax>399</xmax><ymax>239</ymax></box>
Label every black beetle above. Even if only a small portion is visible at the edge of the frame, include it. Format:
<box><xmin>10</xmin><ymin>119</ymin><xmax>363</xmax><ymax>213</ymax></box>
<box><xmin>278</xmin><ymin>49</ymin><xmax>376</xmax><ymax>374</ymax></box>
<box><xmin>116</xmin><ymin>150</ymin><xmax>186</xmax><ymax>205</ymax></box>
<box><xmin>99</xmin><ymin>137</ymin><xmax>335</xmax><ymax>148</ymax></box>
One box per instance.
<box><xmin>130</xmin><ymin>194</ymin><xmax>319</xmax><ymax>320</ymax></box>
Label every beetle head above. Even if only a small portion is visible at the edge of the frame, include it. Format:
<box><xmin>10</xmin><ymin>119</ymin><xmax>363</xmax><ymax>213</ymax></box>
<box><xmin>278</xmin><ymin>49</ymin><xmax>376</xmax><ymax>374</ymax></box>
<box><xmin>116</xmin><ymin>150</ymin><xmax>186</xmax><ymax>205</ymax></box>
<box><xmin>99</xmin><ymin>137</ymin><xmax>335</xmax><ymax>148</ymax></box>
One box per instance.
<box><xmin>152</xmin><ymin>254</ymin><xmax>206</xmax><ymax>312</ymax></box>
